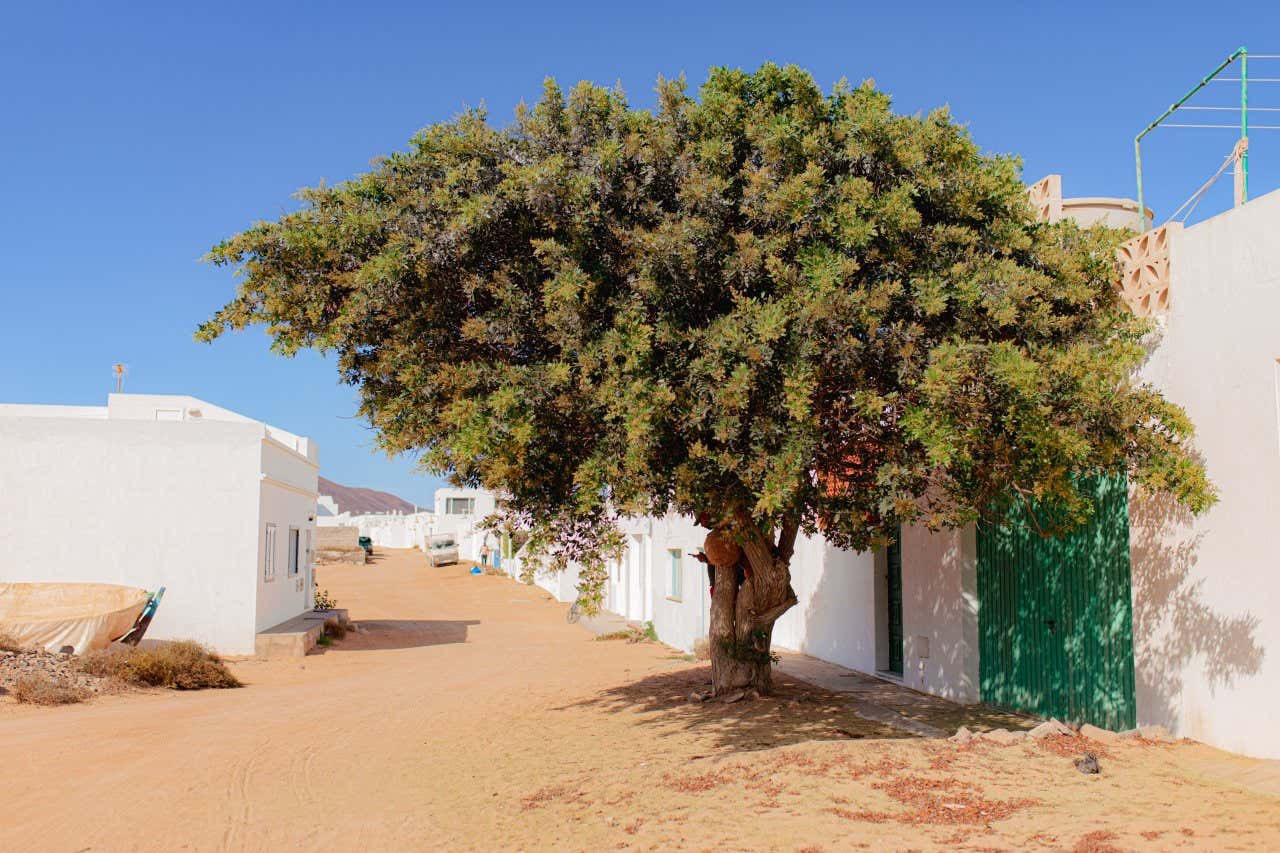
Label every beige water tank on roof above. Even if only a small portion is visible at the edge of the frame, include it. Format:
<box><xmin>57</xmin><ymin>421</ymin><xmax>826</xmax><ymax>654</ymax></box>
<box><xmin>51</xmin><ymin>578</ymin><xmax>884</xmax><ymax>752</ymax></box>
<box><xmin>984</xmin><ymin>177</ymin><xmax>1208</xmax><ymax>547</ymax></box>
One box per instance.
<box><xmin>1028</xmin><ymin>175</ymin><xmax>1153</xmax><ymax>231</ymax></box>
<box><xmin>1062</xmin><ymin>197</ymin><xmax>1153</xmax><ymax>230</ymax></box>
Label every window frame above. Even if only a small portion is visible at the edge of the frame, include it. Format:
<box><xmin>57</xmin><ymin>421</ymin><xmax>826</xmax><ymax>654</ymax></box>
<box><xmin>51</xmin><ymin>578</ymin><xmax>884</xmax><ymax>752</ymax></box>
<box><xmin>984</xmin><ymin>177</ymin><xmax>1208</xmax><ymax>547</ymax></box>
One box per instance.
<box><xmin>287</xmin><ymin>527</ymin><xmax>300</xmax><ymax>577</ymax></box>
<box><xmin>667</xmin><ymin>548</ymin><xmax>683</xmax><ymax>602</ymax></box>
<box><xmin>445</xmin><ymin>497</ymin><xmax>476</xmax><ymax>515</ymax></box>
<box><xmin>263</xmin><ymin>523</ymin><xmax>278</xmax><ymax>582</ymax></box>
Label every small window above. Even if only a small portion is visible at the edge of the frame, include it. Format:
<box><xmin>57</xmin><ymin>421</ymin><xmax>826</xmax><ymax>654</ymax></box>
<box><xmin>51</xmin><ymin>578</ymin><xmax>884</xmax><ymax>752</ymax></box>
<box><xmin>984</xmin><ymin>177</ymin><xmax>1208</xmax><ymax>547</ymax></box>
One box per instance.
<box><xmin>287</xmin><ymin>528</ymin><xmax>300</xmax><ymax>576</ymax></box>
<box><xmin>445</xmin><ymin>497</ymin><xmax>476</xmax><ymax>515</ymax></box>
<box><xmin>264</xmin><ymin>523</ymin><xmax>278</xmax><ymax>582</ymax></box>
<box><xmin>154</xmin><ymin>409</ymin><xmax>183</xmax><ymax>421</ymax></box>
<box><xmin>668</xmin><ymin>549</ymin><xmax>683</xmax><ymax>600</ymax></box>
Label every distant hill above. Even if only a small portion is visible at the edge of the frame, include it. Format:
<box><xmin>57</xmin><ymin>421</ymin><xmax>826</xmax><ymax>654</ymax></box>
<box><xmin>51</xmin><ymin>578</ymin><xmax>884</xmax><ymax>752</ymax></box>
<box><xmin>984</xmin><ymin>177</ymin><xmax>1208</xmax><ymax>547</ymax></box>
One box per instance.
<box><xmin>318</xmin><ymin>476</ymin><xmax>419</xmax><ymax>515</ymax></box>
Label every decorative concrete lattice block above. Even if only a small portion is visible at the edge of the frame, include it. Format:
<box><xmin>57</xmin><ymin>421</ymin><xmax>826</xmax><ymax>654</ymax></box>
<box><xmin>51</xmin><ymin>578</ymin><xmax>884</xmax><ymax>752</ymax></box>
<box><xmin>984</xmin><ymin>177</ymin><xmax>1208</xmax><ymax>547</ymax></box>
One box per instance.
<box><xmin>1115</xmin><ymin>223</ymin><xmax>1180</xmax><ymax>317</ymax></box>
<box><xmin>1027</xmin><ymin>174</ymin><xmax>1063</xmax><ymax>223</ymax></box>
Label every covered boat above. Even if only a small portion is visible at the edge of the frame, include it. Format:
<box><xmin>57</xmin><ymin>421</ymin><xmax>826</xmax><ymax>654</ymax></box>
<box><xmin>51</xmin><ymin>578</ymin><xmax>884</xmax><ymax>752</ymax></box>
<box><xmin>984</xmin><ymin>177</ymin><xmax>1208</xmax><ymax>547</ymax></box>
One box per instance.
<box><xmin>0</xmin><ymin>582</ymin><xmax>151</xmax><ymax>654</ymax></box>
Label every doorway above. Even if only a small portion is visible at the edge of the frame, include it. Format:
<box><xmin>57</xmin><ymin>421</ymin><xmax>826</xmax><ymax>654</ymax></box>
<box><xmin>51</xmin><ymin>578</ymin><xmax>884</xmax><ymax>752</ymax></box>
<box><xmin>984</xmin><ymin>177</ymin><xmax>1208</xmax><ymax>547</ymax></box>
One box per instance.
<box><xmin>977</xmin><ymin>474</ymin><xmax>1136</xmax><ymax>730</ymax></box>
<box><xmin>885</xmin><ymin>531</ymin><xmax>904</xmax><ymax>676</ymax></box>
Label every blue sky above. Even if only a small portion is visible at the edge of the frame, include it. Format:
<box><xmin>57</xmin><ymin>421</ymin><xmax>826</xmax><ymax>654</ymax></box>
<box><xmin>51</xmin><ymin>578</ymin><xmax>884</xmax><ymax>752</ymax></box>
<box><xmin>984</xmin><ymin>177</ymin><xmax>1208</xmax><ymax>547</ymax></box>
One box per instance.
<box><xmin>3</xmin><ymin>1</ymin><xmax>1278</xmax><ymax>507</ymax></box>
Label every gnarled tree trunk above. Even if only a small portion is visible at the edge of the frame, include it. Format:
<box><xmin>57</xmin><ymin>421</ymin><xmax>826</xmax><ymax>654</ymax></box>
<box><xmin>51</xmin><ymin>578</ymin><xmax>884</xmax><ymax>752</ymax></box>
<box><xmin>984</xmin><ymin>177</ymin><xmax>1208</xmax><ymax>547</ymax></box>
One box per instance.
<box><xmin>705</xmin><ymin>518</ymin><xmax>799</xmax><ymax>697</ymax></box>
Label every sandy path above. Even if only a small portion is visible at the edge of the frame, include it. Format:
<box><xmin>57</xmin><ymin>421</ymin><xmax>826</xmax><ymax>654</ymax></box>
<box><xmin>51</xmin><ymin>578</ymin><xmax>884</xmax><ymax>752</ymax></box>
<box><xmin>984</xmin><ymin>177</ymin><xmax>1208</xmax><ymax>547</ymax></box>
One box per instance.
<box><xmin>1</xmin><ymin>548</ymin><xmax>1277</xmax><ymax>851</ymax></box>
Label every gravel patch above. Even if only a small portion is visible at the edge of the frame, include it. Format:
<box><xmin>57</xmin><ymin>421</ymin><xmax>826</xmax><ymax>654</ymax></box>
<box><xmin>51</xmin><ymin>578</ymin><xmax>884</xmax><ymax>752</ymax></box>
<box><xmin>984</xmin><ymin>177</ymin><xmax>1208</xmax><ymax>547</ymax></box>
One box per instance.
<box><xmin>0</xmin><ymin>648</ymin><xmax>117</xmax><ymax>698</ymax></box>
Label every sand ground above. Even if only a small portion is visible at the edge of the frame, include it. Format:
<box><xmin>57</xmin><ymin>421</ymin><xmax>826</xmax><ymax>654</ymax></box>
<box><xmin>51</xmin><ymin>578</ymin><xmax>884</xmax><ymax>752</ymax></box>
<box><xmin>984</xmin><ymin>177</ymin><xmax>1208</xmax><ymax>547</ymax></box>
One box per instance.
<box><xmin>1</xmin><ymin>548</ymin><xmax>1278</xmax><ymax>851</ymax></box>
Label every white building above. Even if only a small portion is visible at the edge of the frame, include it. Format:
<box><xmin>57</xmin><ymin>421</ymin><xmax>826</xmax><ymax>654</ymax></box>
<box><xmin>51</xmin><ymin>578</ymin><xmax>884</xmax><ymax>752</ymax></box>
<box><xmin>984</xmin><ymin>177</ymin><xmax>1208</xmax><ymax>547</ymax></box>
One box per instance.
<box><xmin>429</xmin><ymin>488</ymin><xmax>499</xmax><ymax>561</ymax></box>
<box><xmin>0</xmin><ymin>394</ymin><xmax>319</xmax><ymax>655</ymax></box>
<box><xmin>504</xmin><ymin>182</ymin><xmax>1280</xmax><ymax>760</ymax></box>
<box><xmin>316</xmin><ymin>486</ymin><xmax>498</xmax><ymax>560</ymax></box>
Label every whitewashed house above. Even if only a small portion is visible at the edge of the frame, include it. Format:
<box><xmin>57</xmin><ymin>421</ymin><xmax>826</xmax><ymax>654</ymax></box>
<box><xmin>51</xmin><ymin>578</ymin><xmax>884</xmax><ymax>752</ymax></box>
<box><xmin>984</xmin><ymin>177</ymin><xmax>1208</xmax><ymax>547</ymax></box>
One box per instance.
<box><xmin>0</xmin><ymin>394</ymin><xmax>319</xmax><ymax>655</ymax></box>
<box><xmin>429</xmin><ymin>488</ymin><xmax>500</xmax><ymax>562</ymax></box>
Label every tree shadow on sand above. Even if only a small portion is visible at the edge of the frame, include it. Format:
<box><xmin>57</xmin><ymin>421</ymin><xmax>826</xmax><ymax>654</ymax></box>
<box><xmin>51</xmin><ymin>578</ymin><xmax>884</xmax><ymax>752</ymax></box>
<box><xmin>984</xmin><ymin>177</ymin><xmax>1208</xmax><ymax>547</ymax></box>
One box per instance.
<box><xmin>325</xmin><ymin>619</ymin><xmax>480</xmax><ymax>652</ymax></box>
<box><xmin>556</xmin><ymin>665</ymin><xmax>914</xmax><ymax>753</ymax></box>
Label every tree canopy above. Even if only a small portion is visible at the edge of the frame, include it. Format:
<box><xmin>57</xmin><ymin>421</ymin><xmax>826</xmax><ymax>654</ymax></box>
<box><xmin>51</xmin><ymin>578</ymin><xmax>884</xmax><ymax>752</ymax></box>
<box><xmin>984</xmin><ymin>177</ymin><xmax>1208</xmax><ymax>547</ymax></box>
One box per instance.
<box><xmin>201</xmin><ymin>64</ymin><xmax>1214</xmax><ymax>612</ymax></box>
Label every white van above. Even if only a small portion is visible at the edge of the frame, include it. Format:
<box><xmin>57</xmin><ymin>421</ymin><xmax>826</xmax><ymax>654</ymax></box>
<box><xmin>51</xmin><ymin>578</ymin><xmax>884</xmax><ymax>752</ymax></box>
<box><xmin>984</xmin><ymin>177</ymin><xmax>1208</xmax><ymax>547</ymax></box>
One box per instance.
<box><xmin>426</xmin><ymin>535</ymin><xmax>460</xmax><ymax>567</ymax></box>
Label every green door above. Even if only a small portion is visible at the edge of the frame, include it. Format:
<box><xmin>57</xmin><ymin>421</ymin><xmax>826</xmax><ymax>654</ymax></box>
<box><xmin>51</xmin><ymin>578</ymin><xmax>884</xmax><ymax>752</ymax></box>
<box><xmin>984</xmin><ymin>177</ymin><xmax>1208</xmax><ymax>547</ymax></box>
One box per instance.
<box><xmin>977</xmin><ymin>475</ymin><xmax>1136</xmax><ymax>730</ymax></box>
<box><xmin>886</xmin><ymin>533</ymin><xmax>903</xmax><ymax>676</ymax></box>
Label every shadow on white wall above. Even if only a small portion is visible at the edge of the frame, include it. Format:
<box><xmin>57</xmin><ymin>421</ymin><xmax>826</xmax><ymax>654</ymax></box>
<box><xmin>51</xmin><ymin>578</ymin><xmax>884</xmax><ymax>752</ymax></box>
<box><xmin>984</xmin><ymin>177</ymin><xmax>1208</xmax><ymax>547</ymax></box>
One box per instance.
<box><xmin>1130</xmin><ymin>490</ymin><xmax>1264</xmax><ymax>731</ymax></box>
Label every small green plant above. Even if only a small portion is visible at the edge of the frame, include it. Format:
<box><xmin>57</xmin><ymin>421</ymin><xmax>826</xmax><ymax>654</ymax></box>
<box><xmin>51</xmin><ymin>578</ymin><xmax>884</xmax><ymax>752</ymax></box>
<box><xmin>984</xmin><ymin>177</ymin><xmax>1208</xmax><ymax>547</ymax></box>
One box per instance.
<box><xmin>316</xmin><ymin>634</ymin><xmax>333</xmax><ymax>647</ymax></box>
<box><xmin>594</xmin><ymin>623</ymin><xmax>656</xmax><ymax>644</ymax></box>
<box><xmin>13</xmin><ymin>673</ymin><xmax>89</xmax><ymax>705</ymax></box>
<box><xmin>314</xmin><ymin>585</ymin><xmax>339</xmax><ymax>611</ymax></box>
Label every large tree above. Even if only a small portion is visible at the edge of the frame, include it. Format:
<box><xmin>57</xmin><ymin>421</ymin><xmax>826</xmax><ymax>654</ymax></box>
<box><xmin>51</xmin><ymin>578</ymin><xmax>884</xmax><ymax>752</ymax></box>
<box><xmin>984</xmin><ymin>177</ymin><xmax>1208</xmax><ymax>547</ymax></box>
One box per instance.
<box><xmin>201</xmin><ymin>65</ymin><xmax>1213</xmax><ymax>694</ymax></box>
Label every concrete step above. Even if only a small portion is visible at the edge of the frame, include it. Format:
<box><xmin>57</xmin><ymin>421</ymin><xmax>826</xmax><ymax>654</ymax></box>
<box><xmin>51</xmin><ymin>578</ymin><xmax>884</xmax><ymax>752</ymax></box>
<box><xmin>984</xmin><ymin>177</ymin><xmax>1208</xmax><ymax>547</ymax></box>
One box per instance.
<box><xmin>255</xmin><ymin>608</ymin><xmax>349</xmax><ymax>658</ymax></box>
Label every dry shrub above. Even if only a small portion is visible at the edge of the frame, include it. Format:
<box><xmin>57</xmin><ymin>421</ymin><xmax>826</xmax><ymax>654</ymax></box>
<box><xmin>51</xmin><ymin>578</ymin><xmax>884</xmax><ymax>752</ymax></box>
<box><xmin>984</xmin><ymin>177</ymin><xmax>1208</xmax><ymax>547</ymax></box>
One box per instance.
<box><xmin>13</xmin><ymin>673</ymin><xmax>88</xmax><ymax>705</ymax></box>
<box><xmin>322</xmin><ymin>618</ymin><xmax>348</xmax><ymax>640</ymax></box>
<box><xmin>79</xmin><ymin>641</ymin><xmax>241</xmax><ymax>690</ymax></box>
<box><xmin>0</xmin><ymin>632</ymin><xmax>26</xmax><ymax>653</ymax></box>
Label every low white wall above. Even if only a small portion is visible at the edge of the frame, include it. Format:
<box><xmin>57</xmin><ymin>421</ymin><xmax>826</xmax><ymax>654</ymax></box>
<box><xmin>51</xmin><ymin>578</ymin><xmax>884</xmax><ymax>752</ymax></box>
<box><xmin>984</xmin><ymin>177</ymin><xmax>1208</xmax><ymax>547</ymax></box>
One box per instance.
<box><xmin>347</xmin><ymin>512</ymin><xmax>434</xmax><ymax>550</ymax></box>
<box><xmin>1131</xmin><ymin>189</ymin><xmax>1280</xmax><ymax>758</ymax></box>
<box><xmin>0</xmin><ymin>417</ymin><xmax>263</xmax><ymax>654</ymax></box>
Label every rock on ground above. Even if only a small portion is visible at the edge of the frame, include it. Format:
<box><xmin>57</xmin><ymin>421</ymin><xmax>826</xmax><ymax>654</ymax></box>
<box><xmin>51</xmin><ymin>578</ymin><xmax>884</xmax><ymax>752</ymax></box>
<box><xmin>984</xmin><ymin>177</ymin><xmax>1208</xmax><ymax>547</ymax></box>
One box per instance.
<box><xmin>1079</xmin><ymin>723</ymin><xmax>1120</xmax><ymax>743</ymax></box>
<box><xmin>980</xmin><ymin>728</ymin><xmax>1028</xmax><ymax>745</ymax></box>
<box><xmin>1028</xmin><ymin>718</ymin><xmax>1075</xmax><ymax>740</ymax></box>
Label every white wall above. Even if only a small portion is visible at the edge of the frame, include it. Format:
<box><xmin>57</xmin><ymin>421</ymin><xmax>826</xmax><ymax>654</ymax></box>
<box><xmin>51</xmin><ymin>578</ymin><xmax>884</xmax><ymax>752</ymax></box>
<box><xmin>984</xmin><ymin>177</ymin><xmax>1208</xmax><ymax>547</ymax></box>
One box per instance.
<box><xmin>530</xmin><ymin>558</ymin><xmax>581</xmax><ymax>603</ymax></box>
<box><xmin>515</xmin><ymin>511</ymin><xmax>890</xmax><ymax>670</ymax></box>
<box><xmin>0</xmin><ymin>404</ymin><xmax>106</xmax><ymax>419</ymax></box>
<box><xmin>319</xmin><ymin>511</ymin><xmax>435</xmax><ymax>550</ymax></box>
<box><xmin>0</xmin><ymin>416</ymin><xmax>263</xmax><ymax>654</ymax></box>
<box><xmin>776</xmin><ymin>534</ymin><xmax>879</xmax><ymax>674</ymax></box>
<box><xmin>898</xmin><ymin>525</ymin><xmax>979</xmax><ymax>703</ymax></box>
<box><xmin>1130</xmin><ymin>188</ymin><xmax>1280</xmax><ymax>758</ymax></box>
<box><xmin>255</xmin><ymin>440</ymin><xmax>319</xmax><ymax>633</ymax></box>
<box><xmin>502</xmin><ymin>512</ymin><xmax>974</xmax><ymax>710</ymax></box>
<box><xmin>642</xmin><ymin>513</ymin><xmax>708</xmax><ymax>652</ymax></box>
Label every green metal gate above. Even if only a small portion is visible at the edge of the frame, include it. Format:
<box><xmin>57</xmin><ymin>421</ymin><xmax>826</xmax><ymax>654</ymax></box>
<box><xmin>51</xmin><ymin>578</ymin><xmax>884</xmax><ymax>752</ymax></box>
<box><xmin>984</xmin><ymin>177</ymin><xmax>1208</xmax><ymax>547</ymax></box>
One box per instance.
<box><xmin>886</xmin><ymin>532</ymin><xmax>903</xmax><ymax>676</ymax></box>
<box><xmin>977</xmin><ymin>475</ymin><xmax>1136</xmax><ymax>730</ymax></box>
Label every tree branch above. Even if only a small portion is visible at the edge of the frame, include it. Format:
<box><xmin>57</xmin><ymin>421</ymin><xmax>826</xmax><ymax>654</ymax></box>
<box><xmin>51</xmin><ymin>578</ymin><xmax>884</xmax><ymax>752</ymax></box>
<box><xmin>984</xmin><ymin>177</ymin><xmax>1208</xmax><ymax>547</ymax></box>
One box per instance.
<box><xmin>775</xmin><ymin>516</ymin><xmax>800</xmax><ymax>564</ymax></box>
